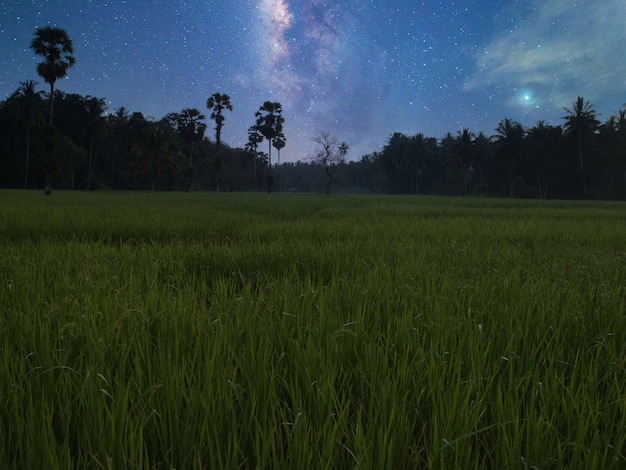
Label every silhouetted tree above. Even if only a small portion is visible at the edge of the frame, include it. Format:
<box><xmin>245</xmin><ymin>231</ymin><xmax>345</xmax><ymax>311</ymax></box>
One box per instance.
<box><xmin>311</xmin><ymin>132</ymin><xmax>348</xmax><ymax>194</ymax></box>
<box><xmin>273</xmin><ymin>132</ymin><xmax>286</xmax><ymax>191</ymax></box>
<box><xmin>494</xmin><ymin>118</ymin><xmax>525</xmax><ymax>197</ymax></box>
<box><xmin>132</xmin><ymin>120</ymin><xmax>180</xmax><ymax>191</ymax></box>
<box><xmin>206</xmin><ymin>93</ymin><xmax>232</xmax><ymax>191</ymax></box>
<box><xmin>56</xmin><ymin>135</ymin><xmax>86</xmax><ymax>189</ymax></box>
<box><xmin>41</xmin><ymin>124</ymin><xmax>59</xmax><ymax>193</ymax></box>
<box><xmin>409</xmin><ymin>133</ymin><xmax>438</xmax><ymax>194</ymax></box>
<box><xmin>83</xmin><ymin>97</ymin><xmax>107</xmax><ymax>190</ymax></box>
<box><xmin>246</xmin><ymin>125</ymin><xmax>264</xmax><ymax>186</ymax></box>
<box><xmin>8</xmin><ymin>80</ymin><xmax>45</xmax><ymax>188</ymax></box>
<box><xmin>30</xmin><ymin>26</ymin><xmax>75</xmax><ymax>125</ymax></box>
<box><xmin>453</xmin><ymin>129</ymin><xmax>475</xmax><ymax>197</ymax></box>
<box><xmin>562</xmin><ymin>97</ymin><xmax>600</xmax><ymax>196</ymax></box>
<box><xmin>526</xmin><ymin>121</ymin><xmax>563</xmax><ymax>198</ymax></box>
<box><xmin>167</xmin><ymin>108</ymin><xmax>206</xmax><ymax>190</ymax></box>
<box><xmin>255</xmin><ymin>101</ymin><xmax>284</xmax><ymax>192</ymax></box>
<box><xmin>597</xmin><ymin>108</ymin><xmax>626</xmax><ymax>196</ymax></box>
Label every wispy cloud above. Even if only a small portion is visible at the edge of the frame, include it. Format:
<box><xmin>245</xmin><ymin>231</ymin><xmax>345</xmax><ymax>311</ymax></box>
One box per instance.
<box><xmin>466</xmin><ymin>0</ymin><xmax>626</xmax><ymax>110</ymax></box>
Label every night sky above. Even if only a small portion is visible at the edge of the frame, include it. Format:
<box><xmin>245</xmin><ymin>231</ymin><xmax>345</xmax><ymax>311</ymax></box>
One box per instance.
<box><xmin>1</xmin><ymin>1</ymin><xmax>624</xmax><ymax>161</ymax></box>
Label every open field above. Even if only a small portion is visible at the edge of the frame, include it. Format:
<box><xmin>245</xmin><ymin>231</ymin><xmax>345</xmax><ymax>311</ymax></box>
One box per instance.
<box><xmin>1</xmin><ymin>190</ymin><xmax>626</xmax><ymax>468</ymax></box>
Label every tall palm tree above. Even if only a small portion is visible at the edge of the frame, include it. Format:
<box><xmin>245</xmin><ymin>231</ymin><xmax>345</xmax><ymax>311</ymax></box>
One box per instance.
<box><xmin>167</xmin><ymin>108</ymin><xmax>206</xmax><ymax>190</ymax></box>
<box><xmin>10</xmin><ymin>80</ymin><xmax>45</xmax><ymax>188</ymax></box>
<box><xmin>597</xmin><ymin>109</ymin><xmax>626</xmax><ymax>195</ymax></box>
<box><xmin>254</xmin><ymin>101</ymin><xmax>284</xmax><ymax>192</ymax></box>
<box><xmin>177</xmin><ymin>108</ymin><xmax>206</xmax><ymax>168</ymax></box>
<box><xmin>272</xmin><ymin>132</ymin><xmax>286</xmax><ymax>191</ymax></box>
<box><xmin>83</xmin><ymin>97</ymin><xmax>107</xmax><ymax>190</ymax></box>
<box><xmin>562</xmin><ymin>97</ymin><xmax>600</xmax><ymax>196</ymax></box>
<box><xmin>246</xmin><ymin>125</ymin><xmax>264</xmax><ymax>184</ymax></box>
<box><xmin>454</xmin><ymin>128</ymin><xmax>475</xmax><ymax>197</ymax></box>
<box><xmin>410</xmin><ymin>133</ymin><xmax>436</xmax><ymax>195</ymax></box>
<box><xmin>30</xmin><ymin>26</ymin><xmax>75</xmax><ymax>125</ymax></box>
<box><xmin>107</xmin><ymin>107</ymin><xmax>130</xmax><ymax>189</ymax></box>
<box><xmin>494</xmin><ymin>118</ymin><xmax>525</xmax><ymax>197</ymax></box>
<box><xmin>206</xmin><ymin>93</ymin><xmax>232</xmax><ymax>191</ymax></box>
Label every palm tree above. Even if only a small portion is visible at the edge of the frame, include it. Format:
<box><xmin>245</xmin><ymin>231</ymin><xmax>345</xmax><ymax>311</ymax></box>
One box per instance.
<box><xmin>167</xmin><ymin>108</ymin><xmax>206</xmax><ymax>190</ymax></box>
<box><xmin>454</xmin><ymin>128</ymin><xmax>475</xmax><ymax>197</ymax></box>
<box><xmin>597</xmin><ymin>109</ymin><xmax>626</xmax><ymax>195</ymax></box>
<box><xmin>255</xmin><ymin>101</ymin><xmax>284</xmax><ymax>192</ymax></box>
<box><xmin>206</xmin><ymin>93</ymin><xmax>232</xmax><ymax>191</ymax></box>
<box><xmin>410</xmin><ymin>133</ymin><xmax>436</xmax><ymax>195</ymax></box>
<box><xmin>132</xmin><ymin>120</ymin><xmax>180</xmax><ymax>191</ymax></box>
<box><xmin>562</xmin><ymin>97</ymin><xmax>600</xmax><ymax>196</ymax></box>
<box><xmin>246</xmin><ymin>126</ymin><xmax>264</xmax><ymax>182</ymax></box>
<box><xmin>177</xmin><ymin>108</ymin><xmax>206</xmax><ymax>168</ymax></box>
<box><xmin>107</xmin><ymin>107</ymin><xmax>130</xmax><ymax>189</ymax></box>
<box><xmin>272</xmin><ymin>133</ymin><xmax>286</xmax><ymax>191</ymax></box>
<box><xmin>9</xmin><ymin>80</ymin><xmax>45</xmax><ymax>188</ymax></box>
<box><xmin>83</xmin><ymin>97</ymin><xmax>107</xmax><ymax>190</ymax></box>
<box><xmin>30</xmin><ymin>26</ymin><xmax>75</xmax><ymax>125</ymax></box>
<box><xmin>494</xmin><ymin>118</ymin><xmax>525</xmax><ymax>197</ymax></box>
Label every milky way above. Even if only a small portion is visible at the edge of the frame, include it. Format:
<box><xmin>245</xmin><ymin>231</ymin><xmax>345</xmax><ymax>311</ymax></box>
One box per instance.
<box><xmin>1</xmin><ymin>0</ymin><xmax>624</xmax><ymax>161</ymax></box>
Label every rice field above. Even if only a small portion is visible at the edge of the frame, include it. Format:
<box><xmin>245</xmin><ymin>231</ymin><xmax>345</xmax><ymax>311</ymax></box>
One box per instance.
<box><xmin>1</xmin><ymin>190</ymin><xmax>626</xmax><ymax>468</ymax></box>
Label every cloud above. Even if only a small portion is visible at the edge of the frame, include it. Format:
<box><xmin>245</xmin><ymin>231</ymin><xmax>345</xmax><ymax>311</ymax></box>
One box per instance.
<box><xmin>466</xmin><ymin>0</ymin><xmax>626</xmax><ymax>110</ymax></box>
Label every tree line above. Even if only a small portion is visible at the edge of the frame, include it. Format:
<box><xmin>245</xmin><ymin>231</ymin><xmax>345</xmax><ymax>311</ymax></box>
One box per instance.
<box><xmin>2</xmin><ymin>26</ymin><xmax>625</xmax><ymax>198</ymax></box>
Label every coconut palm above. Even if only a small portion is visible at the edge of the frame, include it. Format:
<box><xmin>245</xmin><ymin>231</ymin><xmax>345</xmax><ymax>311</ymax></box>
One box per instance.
<box><xmin>9</xmin><ymin>80</ymin><xmax>45</xmax><ymax>188</ymax></box>
<box><xmin>562</xmin><ymin>97</ymin><xmax>600</xmax><ymax>196</ymax></box>
<box><xmin>454</xmin><ymin>128</ymin><xmax>475</xmax><ymax>197</ymax></box>
<box><xmin>597</xmin><ymin>109</ymin><xmax>626</xmax><ymax>194</ymax></box>
<box><xmin>409</xmin><ymin>133</ymin><xmax>437</xmax><ymax>195</ymax></box>
<box><xmin>30</xmin><ymin>26</ymin><xmax>75</xmax><ymax>125</ymax></box>
<box><xmin>494</xmin><ymin>118</ymin><xmax>525</xmax><ymax>197</ymax></box>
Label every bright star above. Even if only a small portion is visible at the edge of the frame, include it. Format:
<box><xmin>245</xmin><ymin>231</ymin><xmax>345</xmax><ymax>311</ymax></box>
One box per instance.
<box><xmin>518</xmin><ymin>89</ymin><xmax>536</xmax><ymax>107</ymax></box>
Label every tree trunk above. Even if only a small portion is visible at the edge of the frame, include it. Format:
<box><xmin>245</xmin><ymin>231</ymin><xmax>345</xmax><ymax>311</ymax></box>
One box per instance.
<box><xmin>277</xmin><ymin>148</ymin><xmax>281</xmax><ymax>192</ymax></box>
<box><xmin>49</xmin><ymin>83</ymin><xmax>54</xmax><ymax>125</ymax></box>
<box><xmin>267</xmin><ymin>141</ymin><xmax>273</xmax><ymax>193</ymax></box>
<box><xmin>324</xmin><ymin>166</ymin><xmax>334</xmax><ymax>194</ymax></box>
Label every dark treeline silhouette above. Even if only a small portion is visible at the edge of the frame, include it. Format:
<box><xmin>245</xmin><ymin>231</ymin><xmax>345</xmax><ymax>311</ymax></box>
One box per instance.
<box><xmin>2</xmin><ymin>86</ymin><xmax>626</xmax><ymax>198</ymax></box>
<box><xmin>0</xmin><ymin>90</ymin><xmax>265</xmax><ymax>191</ymax></box>
<box><xmin>3</xmin><ymin>27</ymin><xmax>626</xmax><ymax>198</ymax></box>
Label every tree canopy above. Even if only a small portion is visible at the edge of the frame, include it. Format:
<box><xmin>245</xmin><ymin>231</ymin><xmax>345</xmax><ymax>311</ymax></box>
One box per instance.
<box><xmin>30</xmin><ymin>26</ymin><xmax>75</xmax><ymax>125</ymax></box>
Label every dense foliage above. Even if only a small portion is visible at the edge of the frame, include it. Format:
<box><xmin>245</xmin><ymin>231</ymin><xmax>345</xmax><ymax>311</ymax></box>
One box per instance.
<box><xmin>2</xmin><ymin>26</ymin><xmax>626</xmax><ymax>198</ymax></box>
<box><xmin>2</xmin><ymin>87</ymin><xmax>626</xmax><ymax>198</ymax></box>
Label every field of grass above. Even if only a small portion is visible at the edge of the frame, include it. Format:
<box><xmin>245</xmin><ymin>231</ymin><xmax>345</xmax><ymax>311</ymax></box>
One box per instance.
<box><xmin>1</xmin><ymin>189</ymin><xmax>626</xmax><ymax>468</ymax></box>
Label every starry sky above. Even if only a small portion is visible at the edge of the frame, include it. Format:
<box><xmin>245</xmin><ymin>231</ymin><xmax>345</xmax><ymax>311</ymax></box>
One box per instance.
<box><xmin>1</xmin><ymin>0</ymin><xmax>625</xmax><ymax>161</ymax></box>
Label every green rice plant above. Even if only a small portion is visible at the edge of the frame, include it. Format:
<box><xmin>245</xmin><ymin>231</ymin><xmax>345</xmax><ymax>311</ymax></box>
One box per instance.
<box><xmin>1</xmin><ymin>190</ymin><xmax>626</xmax><ymax>468</ymax></box>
